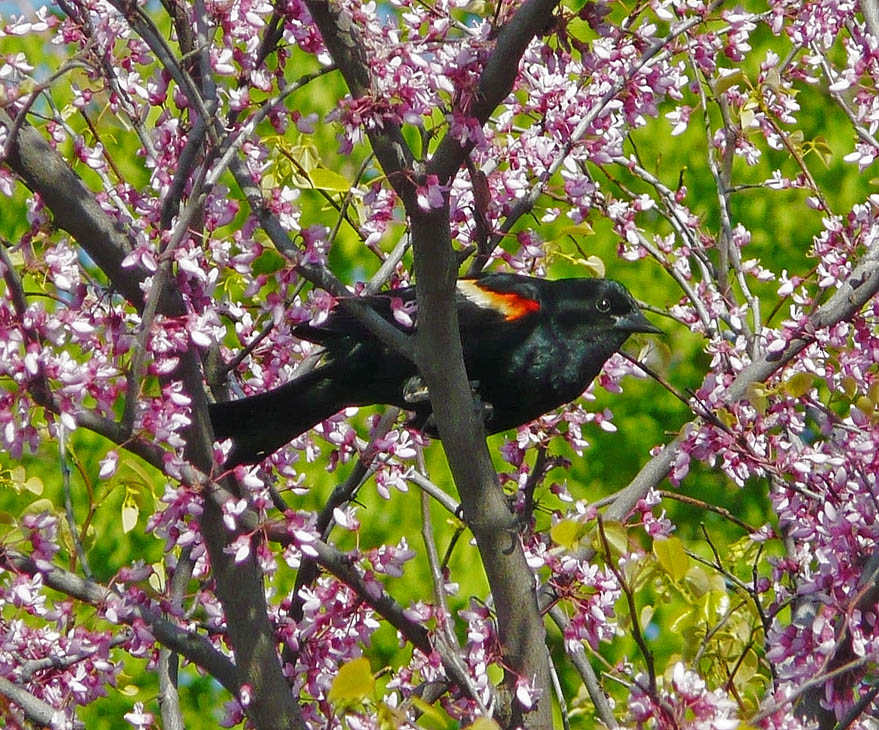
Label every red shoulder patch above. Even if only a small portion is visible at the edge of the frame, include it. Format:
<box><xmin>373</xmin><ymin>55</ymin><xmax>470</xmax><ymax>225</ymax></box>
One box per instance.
<box><xmin>457</xmin><ymin>279</ymin><xmax>541</xmax><ymax>321</ymax></box>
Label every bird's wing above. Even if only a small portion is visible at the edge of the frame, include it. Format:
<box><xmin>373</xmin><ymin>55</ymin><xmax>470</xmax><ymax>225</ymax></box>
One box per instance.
<box><xmin>293</xmin><ymin>286</ymin><xmax>418</xmax><ymax>345</ymax></box>
<box><xmin>294</xmin><ymin>274</ymin><xmax>544</xmax><ymax>345</ymax></box>
<box><xmin>454</xmin><ymin>274</ymin><xmax>543</xmax><ymax>332</ymax></box>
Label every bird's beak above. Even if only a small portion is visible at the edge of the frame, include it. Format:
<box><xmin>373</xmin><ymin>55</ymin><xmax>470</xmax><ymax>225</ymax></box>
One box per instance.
<box><xmin>614</xmin><ymin>309</ymin><xmax>663</xmax><ymax>335</ymax></box>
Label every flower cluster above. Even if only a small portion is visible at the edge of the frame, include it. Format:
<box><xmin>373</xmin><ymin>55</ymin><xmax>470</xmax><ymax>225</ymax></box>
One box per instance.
<box><xmin>3</xmin><ymin>0</ymin><xmax>879</xmax><ymax>726</ymax></box>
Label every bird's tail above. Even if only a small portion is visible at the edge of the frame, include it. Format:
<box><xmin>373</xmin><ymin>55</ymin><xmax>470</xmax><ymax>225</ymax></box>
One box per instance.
<box><xmin>209</xmin><ymin>367</ymin><xmax>349</xmax><ymax>466</ymax></box>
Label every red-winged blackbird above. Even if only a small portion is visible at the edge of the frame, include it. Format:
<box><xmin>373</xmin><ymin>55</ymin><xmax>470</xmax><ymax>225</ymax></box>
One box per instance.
<box><xmin>210</xmin><ymin>274</ymin><xmax>661</xmax><ymax>465</ymax></box>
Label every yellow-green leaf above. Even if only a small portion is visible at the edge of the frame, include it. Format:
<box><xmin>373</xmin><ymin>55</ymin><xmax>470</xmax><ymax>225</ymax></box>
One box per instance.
<box><xmin>551</xmin><ymin>518</ymin><xmax>582</xmax><ymax>549</ymax></box>
<box><xmin>640</xmin><ymin>339</ymin><xmax>671</xmax><ymax>376</ymax></box>
<box><xmin>745</xmin><ymin>382</ymin><xmax>768</xmax><ymax>415</ymax></box>
<box><xmin>684</xmin><ymin>565</ymin><xmax>725</xmax><ymax>597</ymax></box>
<box><xmin>328</xmin><ymin>657</ymin><xmax>374</xmax><ymax>704</ymax></box>
<box><xmin>120</xmin><ymin>457</ymin><xmax>158</xmax><ymax>488</ymax></box>
<box><xmin>149</xmin><ymin>562</ymin><xmax>166</xmax><ymax>593</ymax></box>
<box><xmin>23</xmin><ymin>498</ymin><xmax>55</xmax><ymax>515</ymax></box>
<box><xmin>714</xmin><ymin>70</ymin><xmax>746</xmax><ymax>96</ymax></box>
<box><xmin>811</xmin><ymin>136</ymin><xmax>833</xmax><ymax>166</ymax></box>
<box><xmin>715</xmin><ymin>407</ymin><xmax>736</xmax><ymax>428</ymax></box>
<box><xmin>284</xmin><ymin>142</ymin><xmax>320</xmax><ymax>172</ymax></box>
<box><xmin>580</xmin><ymin>254</ymin><xmax>605</xmax><ymax>278</ymax></box>
<box><xmin>9</xmin><ymin>466</ymin><xmax>44</xmax><ymax>495</ymax></box>
<box><xmin>464</xmin><ymin>718</ymin><xmax>502</xmax><ymax>730</ymax></box>
<box><xmin>308</xmin><ymin>168</ymin><xmax>350</xmax><ymax>192</ymax></box>
<box><xmin>762</xmin><ymin>68</ymin><xmax>782</xmax><ymax>92</ymax></box>
<box><xmin>555</xmin><ymin>222</ymin><xmax>595</xmax><ymax>239</ymax></box>
<box><xmin>784</xmin><ymin>372</ymin><xmax>813</xmax><ymax>398</ymax></box>
<box><xmin>24</xmin><ymin>476</ymin><xmax>43</xmax><ymax>495</ymax></box>
<box><xmin>593</xmin><ymin>520</ymin><xmax>628</xmax><ymax>556</ymax></box>
<box><xmin>409</xmin><ymin>697</ymin><xmax>456</xmax><ymax>729</ymax></box>
<box><xmin>653</xmin><ymin>536</ymin><xmax>690</xmax><ymax>582</ymax></box>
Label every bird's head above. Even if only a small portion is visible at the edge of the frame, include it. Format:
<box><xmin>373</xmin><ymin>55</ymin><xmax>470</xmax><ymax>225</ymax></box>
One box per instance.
<box><xmin>551</xmin><ymin>278</ymin><xmax>662</xmax><ymax>338</ymax></box>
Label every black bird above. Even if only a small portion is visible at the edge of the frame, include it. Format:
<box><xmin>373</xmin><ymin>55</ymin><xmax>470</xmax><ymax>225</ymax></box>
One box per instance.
<box><xmin>209</xmin><ymin>274</ymin><xmax>661</xmax><ymax>465</ymax></box>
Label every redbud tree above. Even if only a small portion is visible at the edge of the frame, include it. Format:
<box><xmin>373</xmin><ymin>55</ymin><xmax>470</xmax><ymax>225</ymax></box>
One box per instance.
<box><xmin>2</xmin><ymin>0</ymin><xmax>879</xmax><ymax>727</ymax></box>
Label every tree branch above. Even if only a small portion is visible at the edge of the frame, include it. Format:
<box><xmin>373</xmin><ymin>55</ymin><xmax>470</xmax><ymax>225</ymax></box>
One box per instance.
<box><xmin>1</xmin><ymin>551</ymin><xmax>238</xmax><ymax>695</ymax></box>
<box><xmin>0</xmin><ymin>676</ymin><xmax>78</xmax><ymax>730</ymax></box>
<box><xmin>302</xmin><ymin>0</ymin><xmax>418</xmax><ymax>207</ymax></box>
<box><xmin>539</xmin><ymin>238</ymin><xmax>879</xmax><ymax>616</ymax></box>
<box><xmin>428</xmin><ymin>0</ymin><xmax>562</xmax><ymax>185</ymax></box>
<box><xmin>1</xmin><ymin>99</ymin><xmax>304</xmax><ymax>730</ymax></box>
<box><xmin>410</xmin><ymin>203</ymin><xmax>552</xmax><ymax>728</ymax></box>
<box><xmin>0</xmin><ymin>109</ymin><xmax>180</xmax><ymax>317</ymax></box>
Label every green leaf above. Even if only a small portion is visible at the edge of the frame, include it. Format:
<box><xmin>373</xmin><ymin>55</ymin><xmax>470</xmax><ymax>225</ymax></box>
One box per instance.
<box><xmin>410</xmin><ymin>697</ymin><xmax>457</xmax><ymax>730</ymax></box>
<box><xmin>783</xmin><ymin>372</ymin><xmax>813</xmax><ymax>398</ymax></box>
<box><xmin>551</xmin><ymin>518</ymin><xmax>583</xmax><ymax>549</ymax></box>
<box><xmin>251</xmin><ymin>249</ymin><xmax>286</xmax><ymax>276</ymax></box>
<box><xmin>594</xmin><ymin>520</ymin><xmax>628</xmax><ymax>556</ymax></box>
<box><xmin>653</xmin><ymin>536</ymin><xmax>690</xmax><ymax>582</ymax></box>
<box><xmin>328</xmin><ymin>657</ymin><xmax>374</xmax><ymax>704</ymax></box>
<box><xmin>464</xmin><ymin>718</ymin><xmax>502</xmax><ymax>730</ymax></box>
<box><xmin>714</xmin><ymin>70</ymin><xmax>746</xmax><ymax>96</ymax></box>
<box><xmin>308</xmin><ymin>168</ymin><xmax>350</xmax><ymax>192</ymax></box>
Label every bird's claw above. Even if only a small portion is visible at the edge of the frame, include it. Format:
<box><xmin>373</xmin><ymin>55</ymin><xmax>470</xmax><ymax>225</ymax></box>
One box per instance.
<box><xmin>420</xmin><ymin>395</ymin><xmax>494</xmax><ymax>437</ymax></box>
<box><xmin>402</xmin><ymin>375</ymin><xmax>430</xmax><ymax>404</ymax></box>
<box><xmin>403</xmin><ymin>375</ymin><xmax>482</xmax><ymax>404</ymax></box>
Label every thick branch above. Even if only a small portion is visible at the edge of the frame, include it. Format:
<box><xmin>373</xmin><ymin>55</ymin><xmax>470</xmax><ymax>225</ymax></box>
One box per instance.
<box><xmin>1</xmin><ymin>107</ymin><xmax>302</xmax><ymax>730</ymax></box>
<box><xmin>410</xmin><ymin>207</ymin><xmax>552</xmax><ymax>728</ymax></box>
<box><xmin>0</xmin><ymin>676</ymin><xmax>74</xmax><ymax>729</ymax></box>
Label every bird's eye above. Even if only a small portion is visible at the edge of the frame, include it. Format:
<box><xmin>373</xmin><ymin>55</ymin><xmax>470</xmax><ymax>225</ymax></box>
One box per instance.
<box><xmin>596</xmin><ymin>297</ymin><xmax>611</xmax><ymax>313</ymax></box>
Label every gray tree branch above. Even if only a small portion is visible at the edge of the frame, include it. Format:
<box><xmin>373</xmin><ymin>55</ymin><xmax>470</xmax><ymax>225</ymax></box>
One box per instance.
<box><xmin>0</xmin><ymin>106</ymin><xmax>303</xmax><ymax>730</ymax></box>
<box><xmin>1</xmin><ymin>551</ymin><xmax>238</xmax><ymax>694</ymax></box>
